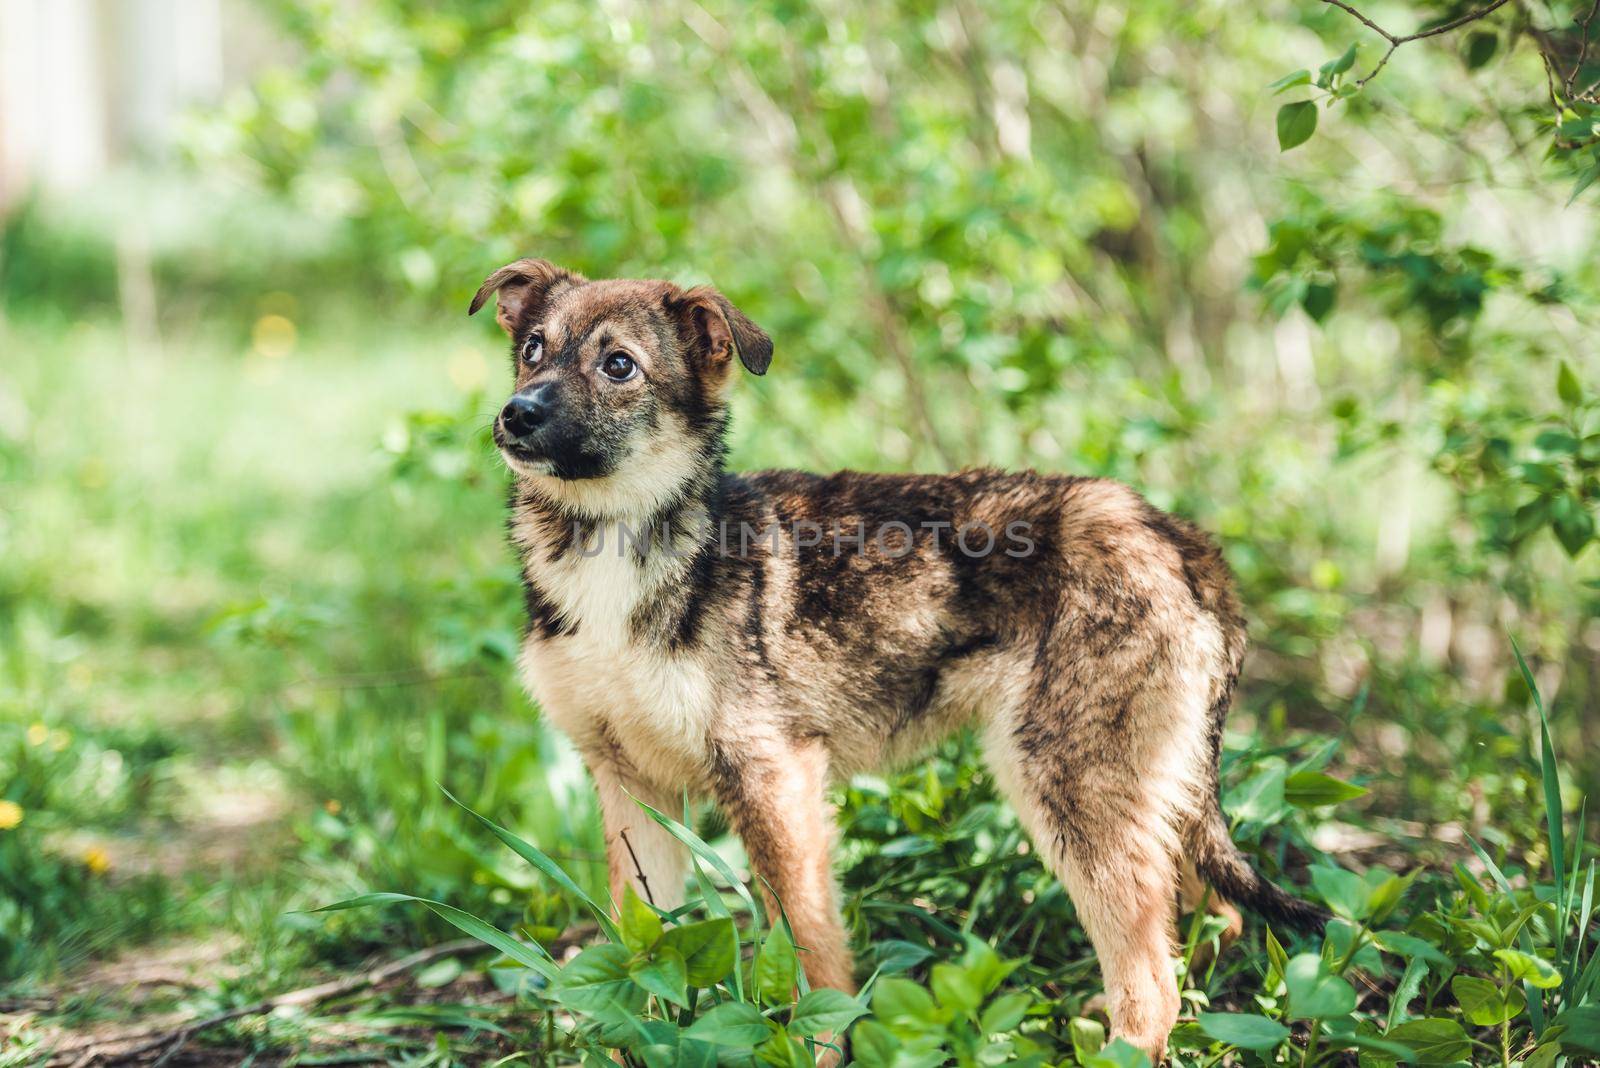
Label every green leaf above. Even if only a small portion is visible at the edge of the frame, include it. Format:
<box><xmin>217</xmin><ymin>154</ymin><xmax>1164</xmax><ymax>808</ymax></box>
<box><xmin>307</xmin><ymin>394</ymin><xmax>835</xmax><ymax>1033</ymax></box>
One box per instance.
<box><xmin>1389</xmin><ymin>956</ymin><xmax>1429</xmax><ymax>1029</ymax></box>
<box><xmin>1324</xmin><ymin>919</ymin><xmax>1385</xmax><ymax>974</ymax></box>
<box><xmin>1285</xmin><ymin>953</ymin><xmax>1357</xmax><ymax>1019</ymax></box>
<box><xmin>1319</xmin><ymin>1024</ymin><xmax>1417</xmax><ymax>1061</ymax></box>
<box><xmin>1079</xmin><ymin>1037</ymin><xmax>1152</xmax><ymax>1068</ymax></box>
<box><xmin>1277</xmin><ymin>101</ymin><xmax>1318</xmax><ymax>151</ymax></box>
<box><xmin>413</xmin><ymin>956</ymin><xmax>463</xmax><ymax>988</ymax></box>
<box><xmin>1558</xmin><ymin>361</ymin><xmax>1584</xmax><ymax>406</ymax></box>
<box><xmin>756</xmin><ymin>923</ymin><xmax>799</xmax><ymax>1005</ymax></box>
<box><xmin>1196</xmin><ymin>1012</ymin><xmax>1290</xmax><ymax>1051</ymax></box>
<box><xmin>930</xmin><ymin>961</ymin><xmax>983</xmax><ymax>1016</ymax></box>
<box><xmin>1285</xmin><ymin>770</ymin><xmax>1367</xmax><ymax>808</ymax></box>
<box><xmin>676</xmin><ymin>1039</ymin><xmax>720</xmax><ymax>1068</ymax></box>
<box><xmin>1225</xmin><ymin>763</ymin><xmax>1288</xmax><ymax>824</ymax></box>
<box><xmin>1266</xmin><ymin>926</ymin><xmax>1290</xmax><ymax>980</ymax></box>
<box><xmin>1366</xmin><ymin>871</ymin><xmax>1418</xmax><ymax>924</ymax></box>
<box><xmin>684</xmin><ymin>1001</ymin><xmax>773</xmax><ymax>1046</ymax></box>
<box><xmin>1570</xmin><ymin>155</ymin><xmax>1600</xmax><ymax>206</ymax></box>
<box><xmin>1556</xmin><ymin>1005</ymin><xmax>1600</xmax><ymax>1053</ymax></box>
<box><xmin>555</xmin><ymin>943</ymin><xmax>646</xmax><ymax>1014</ymax></box>
<box><xmin>978</xmin><ymin>991</ymin><xmax>1032</xmax><ymax>1034</ymax></box>
<box><xmin>661</xmin><ymin>917</ymin><xmax>738</xmax><ymax>987</ymax></box>
<box><xmin>1385</xmin><ymin>1018</ymin><xmax>1470</xmax><ymax>1064</ymax></box>
<box><xmin>1551</xmin><ymin>494</ymin><xmax>1595</xmax><ymax>556</ymax></box>
<box><xmin>1524</xmin><ymin>1042</ymin><xmax>1562</xmax><ymax>1068</ymax></box>
<box><xmin>1071</xmin><ymin>1016</ymin><xmax>1107</xmax><ymax>1062</ymax></box>
<box><xmin>621</xmin><ymin>885</ymin><xmax>663</xmax><ymax>953</ymax></box>
<box><xmin>1373</xmin><ymin>930</ymin><xmax>1451</xmax><ymax>966</ymax></box>
<box><xmin>848</xmin><ymin>1019</ymin><xmax>901</xmax><ymax>1067</ymax></box>
<box><xmin>1536</xmin><ymin>430</ymin><xmax>1580</xmax><ymax>455</ymax></box>
<box><xmin>1269</xmin><ymin>69</ymin><xmax>1312</xmax><ymax>93</ymax></box>
<box><xmin>754</xmin><ymin>1031</ymin><xmax>808</xmax><ymax>1067</ymax></box>
<box><xmin>788</xmin><ymin>988</ymin><xmax>869</xmax><ymax>1036</ymax></box>
<box><xmin>870</xmin><ymin>940</ymin><xmax>935</xmax><ymax>975</ymax></box>
<box><xmin>1494</xmin><ymin>948</ymin><xmax>1563</xmax><ymax>989</ymax></box>
<box><xmin>1300</xmin><ymin>282</ymin><xmax>1337</xmax><ymax>322</ymax></box>
<box><xmin>1451</xmin><ymin>973</ymin><xmax>1523</xmax><ymax>1026</ymax></box>
<box><xmin>1464</xmin><ymin>31</ymin><xmax>1498</xmax><ymax>68</ymax></box>
<box><xmin>1327</xmin><ymin>42</ymin><xmax>1358</xmax><ymax>75</ymax></box>
<box><xmin>872</xmin><ymin>976</ymin><xmax>938</xmax><ymax>1024</ymax></box>
<box><xmin>630</xmin><ymin>945</ymin><xmax>688</xmax><ymax>1006</ymax></box>
<box><xmin>957</xmin><ymin>935</ymin><xmax>1013</xmax><ymax>995</ymax></box>
<box><xmin>1311</xmin><ymin>865</ymin><xmax>1371</xmax><ymax>921</ymax></box>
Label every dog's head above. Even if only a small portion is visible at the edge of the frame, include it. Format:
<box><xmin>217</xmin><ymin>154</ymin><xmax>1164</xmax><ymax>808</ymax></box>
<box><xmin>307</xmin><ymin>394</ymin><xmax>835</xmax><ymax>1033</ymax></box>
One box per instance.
<box><xmin>470</xmin><ymin>259</ymin><xmax>771</xmax><ymax>515</ymax></box>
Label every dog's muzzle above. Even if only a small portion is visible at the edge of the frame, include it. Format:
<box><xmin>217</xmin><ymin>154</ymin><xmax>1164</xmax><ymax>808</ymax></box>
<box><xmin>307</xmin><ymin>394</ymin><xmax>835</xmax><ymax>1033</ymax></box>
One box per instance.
<box><xmin>500</xmin><ymin>383</ymin><xmax>557</xmax><ymax>441</ymax></box>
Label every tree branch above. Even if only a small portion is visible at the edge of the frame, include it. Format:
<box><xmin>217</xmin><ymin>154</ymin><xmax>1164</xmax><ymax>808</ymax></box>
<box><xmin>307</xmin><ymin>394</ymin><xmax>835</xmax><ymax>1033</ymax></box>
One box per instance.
<box><xmin>1319</xmin><ymin>0</ymin><xmax>1516</xmax><ymax>86</ymax></box>
<box><xmin>1566</xmin><ymin>0</ymin><xmax>1600</xmax><ymax>94</ymax></box>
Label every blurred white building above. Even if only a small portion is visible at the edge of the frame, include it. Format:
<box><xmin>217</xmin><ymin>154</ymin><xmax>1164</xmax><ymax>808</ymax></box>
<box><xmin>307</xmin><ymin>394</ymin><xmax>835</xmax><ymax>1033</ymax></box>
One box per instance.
<box><xmin>0</xmin><ymin>0</ymin><xmax>273</xmax><ymax>209</ymax></box>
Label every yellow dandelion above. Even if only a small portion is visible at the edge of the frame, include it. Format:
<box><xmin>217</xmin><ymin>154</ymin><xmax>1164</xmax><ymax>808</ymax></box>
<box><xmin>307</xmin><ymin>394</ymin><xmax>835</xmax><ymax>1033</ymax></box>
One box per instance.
<box><xmin>0</xmin><ymin>801</ymin><xmax>23</xmax><ymax>830</ymax></box>
<box><xmin>252</xmin><ymin>314</ymin><xmax>297</xmax><ymax>360</ymax></box>
<box><xmin>83</xmin><ymin>846</ymin><xmax>111</xmax><ymax>874</ymax></box>
<box><xmin>324</xmin><ymin>799</ymin><xmax>342</xmax><ymax>815</ymax></box>
<box><xmin>26</xmin><ymin>723</ymin><xmax>48</xmax><ymax>747</ymax></box>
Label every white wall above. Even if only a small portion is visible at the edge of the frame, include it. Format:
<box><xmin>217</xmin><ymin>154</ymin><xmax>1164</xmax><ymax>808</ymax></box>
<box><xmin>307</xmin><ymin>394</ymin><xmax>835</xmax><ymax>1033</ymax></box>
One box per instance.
<box><xmin>0</xmin><ymin>0</ymin><xmax>236</xmax><ymax>208</ymax></box>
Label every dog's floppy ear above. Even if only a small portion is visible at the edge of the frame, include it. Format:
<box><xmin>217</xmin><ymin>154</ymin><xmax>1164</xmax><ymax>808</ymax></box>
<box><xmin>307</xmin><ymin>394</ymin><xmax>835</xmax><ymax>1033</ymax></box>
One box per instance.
<box><xmin>469</xmin><ymin>258</ymin><xmax>579</xmax><ymax>335</ymax></box>
<box><xmin>674</xmin><ymin>286</ymin><xmax>773</xmax><ymax>377</ymax></box>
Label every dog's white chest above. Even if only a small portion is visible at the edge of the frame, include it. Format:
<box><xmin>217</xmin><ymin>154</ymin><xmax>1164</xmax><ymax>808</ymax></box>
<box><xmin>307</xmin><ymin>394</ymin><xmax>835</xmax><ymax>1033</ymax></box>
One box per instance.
<box><xmin>517</xmin><ymin>547</ymin><xmax>717</xmax><ymax>785</ymax></box>
<box><xmin>521</xmin><ymin>639</ymin><xmax>717</xmax><ymax>785</ymax></box>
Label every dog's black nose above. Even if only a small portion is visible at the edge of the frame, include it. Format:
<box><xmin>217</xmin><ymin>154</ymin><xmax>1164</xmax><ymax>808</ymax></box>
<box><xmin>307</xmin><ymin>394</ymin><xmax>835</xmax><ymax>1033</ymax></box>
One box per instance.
<box><xmin>501</xmin><ymin>387</ymin><xmax>552</xmax><ymax>438</ymax></box>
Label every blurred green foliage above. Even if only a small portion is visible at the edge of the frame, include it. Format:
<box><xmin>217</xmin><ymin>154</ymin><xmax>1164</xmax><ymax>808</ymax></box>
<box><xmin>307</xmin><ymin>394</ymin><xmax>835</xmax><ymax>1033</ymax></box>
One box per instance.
<box><xmin>185</xmin><ymin>0</ymin><xmax>1600</xmax><ymax>797</ymax></box>
<box><xmin>1</xmin><ymin>0</ymin><xmax>1598</xmax><ymax>1062</ymax></box>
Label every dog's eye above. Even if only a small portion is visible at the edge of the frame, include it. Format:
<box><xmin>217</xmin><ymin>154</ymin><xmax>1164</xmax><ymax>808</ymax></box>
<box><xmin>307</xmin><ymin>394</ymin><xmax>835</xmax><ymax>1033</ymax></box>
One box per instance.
<box><xmin>601</xmin><ymin>352</ymin><xmax>637</xmax><ymax>382</ymax></box>
<box><xmin>522</xmin><ymin>333</ymin><xmax>544</xmax><ymax>365</ymax></box>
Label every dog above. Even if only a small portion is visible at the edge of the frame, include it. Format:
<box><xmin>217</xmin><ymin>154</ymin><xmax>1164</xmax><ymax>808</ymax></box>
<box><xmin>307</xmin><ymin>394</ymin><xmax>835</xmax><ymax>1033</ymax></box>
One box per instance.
<box><xmin>470</xmin><ymin>259</ymin><xmax>1327</xmax><ymax>1061</ymax></box>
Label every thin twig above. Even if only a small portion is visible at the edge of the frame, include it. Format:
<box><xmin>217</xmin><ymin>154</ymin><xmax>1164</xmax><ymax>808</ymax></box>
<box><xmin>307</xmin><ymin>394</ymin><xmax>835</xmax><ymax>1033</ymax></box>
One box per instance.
<box><xmin>1399</xmin><ymin>0</ymin><xmax>1515</xmax><ymax>42</ymax></box>
<box><xmin>619</xmin><ymin>829</ymin><xmax>655</xmax><ymax>905</ymax></box>
<box><xmin>1321</xmin><ymin>0</ymin><xmax>1401</xmax><ymax>43</ymax></box>
<box><xmin>1567</xmin><ymin>0</ymin><xmax>1600</xmax><ymax>94</ymax></box>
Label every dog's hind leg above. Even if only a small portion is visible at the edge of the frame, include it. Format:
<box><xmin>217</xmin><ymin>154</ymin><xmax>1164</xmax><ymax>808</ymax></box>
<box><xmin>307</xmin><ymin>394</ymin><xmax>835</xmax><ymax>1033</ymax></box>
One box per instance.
<box><xmin>981</xmin><ymin>693</ymin><xmax>1194</xmax><ymax>1063</ymax></box>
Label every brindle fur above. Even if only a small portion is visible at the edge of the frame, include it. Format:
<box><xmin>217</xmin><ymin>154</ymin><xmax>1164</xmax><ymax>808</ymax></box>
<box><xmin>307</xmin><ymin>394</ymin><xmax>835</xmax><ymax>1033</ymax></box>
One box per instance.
<box><xmin>471</xmin><ymin>259</ymin><xmax>1326</xmax><ymax>1061</ymax></box>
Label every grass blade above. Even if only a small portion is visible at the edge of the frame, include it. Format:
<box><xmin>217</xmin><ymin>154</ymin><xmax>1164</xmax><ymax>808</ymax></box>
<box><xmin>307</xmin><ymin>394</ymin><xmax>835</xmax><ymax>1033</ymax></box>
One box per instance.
<box><xmin>441</xmin><ymin>785</ymin><xmax>622</xmax><ymax>943</ymax></box>
<box><xmin>313</xmin><ymin>892</ymin><xmax>558</xmax><ymax>979</ymax></box>
<box><xmin>632</xmin><ymin>794</ymin><xmax>763</xmax><ymax>925</ymax></box>
<box><xmin>1573</xmin><ymin>861</ymin><xmax>1599</xmax><ymax>1002</ymax></box>
<box><xmin>1511</xmin><ymin>639</ymin><xmax>1566</xmax><ymax>954</ymax></box>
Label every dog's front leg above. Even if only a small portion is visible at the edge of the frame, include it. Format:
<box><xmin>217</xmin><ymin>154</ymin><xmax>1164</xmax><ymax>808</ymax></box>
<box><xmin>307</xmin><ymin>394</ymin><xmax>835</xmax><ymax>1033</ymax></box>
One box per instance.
<box><xmin>715</xmin><ymin>739</ymin><xmax>854</xmax><ymax>995</ymax></box>
<box><xmin>590</xmin><ymin>760</ymin><xmax>687</xmax><ymax>914</ymax></box>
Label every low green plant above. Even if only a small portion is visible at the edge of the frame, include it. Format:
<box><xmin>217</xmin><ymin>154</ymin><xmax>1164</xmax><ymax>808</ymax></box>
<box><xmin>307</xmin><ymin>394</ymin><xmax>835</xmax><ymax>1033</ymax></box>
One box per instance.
<box><xmin>1187</xmin><ymin>645</ymin><xmax>1598</xmax><ymax>1067</ymax></box>
<box><xmin>319</xmin><ymin>792</ymin><xmax>877</xmax><ymax>1066</ymax></box>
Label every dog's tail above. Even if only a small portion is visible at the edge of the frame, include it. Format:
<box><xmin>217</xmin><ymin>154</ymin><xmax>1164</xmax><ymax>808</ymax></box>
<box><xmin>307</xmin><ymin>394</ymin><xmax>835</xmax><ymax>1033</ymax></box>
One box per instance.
<box><xmin>1190</xmin><ymin>803</ymin><xmax>1330</xmax><ymax>934</ymax></box>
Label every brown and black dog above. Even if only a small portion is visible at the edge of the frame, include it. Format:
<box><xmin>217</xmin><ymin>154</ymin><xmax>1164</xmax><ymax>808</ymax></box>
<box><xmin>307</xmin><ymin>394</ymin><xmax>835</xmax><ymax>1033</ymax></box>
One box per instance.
<box><xmin>470</xmin><ymin>259</ymin><xmax>1326</xmax><ymax>1060</ymax></box>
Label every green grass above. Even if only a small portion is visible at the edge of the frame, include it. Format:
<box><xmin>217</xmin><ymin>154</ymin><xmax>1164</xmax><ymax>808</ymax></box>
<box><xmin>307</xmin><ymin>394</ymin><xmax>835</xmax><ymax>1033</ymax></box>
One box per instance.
<box><xmin>0</xmin><ymin>312</ymin><xmax>597</xmax><ymax>1015</ymax></box>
